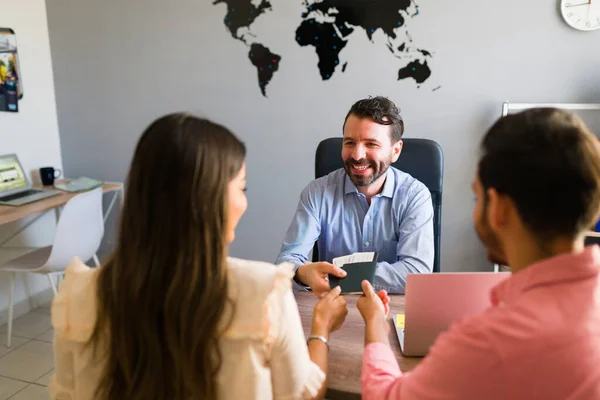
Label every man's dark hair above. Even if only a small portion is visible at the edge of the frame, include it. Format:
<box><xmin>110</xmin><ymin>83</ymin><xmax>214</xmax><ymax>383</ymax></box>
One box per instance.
<box><xmin>343</xmin><ymin>96</ymin><xmax>404</xmax><ymax>143</ymax></box>
<box><xmin>478</xmin><ymin>107</ymin><xmax>600</xmax><ymax>242</ymax></box>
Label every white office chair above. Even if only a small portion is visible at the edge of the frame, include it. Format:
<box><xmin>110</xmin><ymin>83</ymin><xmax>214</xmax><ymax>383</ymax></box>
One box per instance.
<box><xmin>0</xmin><ymin>187</ymin><xmax>104</xmax><ymax>347</ymax></box>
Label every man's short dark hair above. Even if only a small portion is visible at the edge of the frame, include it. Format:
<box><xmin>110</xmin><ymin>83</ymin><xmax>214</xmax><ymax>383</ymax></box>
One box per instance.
<box><xmin>478</xmin><ymin>107</ymin><xmax>600</xmax><ymax>242</ymax></box>
<box><xmin>343</xmin><ymin>96</ymin><xmax>404</xmax><ymax>143</ymax></box>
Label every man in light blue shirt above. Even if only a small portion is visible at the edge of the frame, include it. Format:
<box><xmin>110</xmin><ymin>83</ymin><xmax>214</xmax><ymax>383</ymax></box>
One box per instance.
<box><xmin>276</xmin><ymin>96</ymin><xmax>434</xmax><ymax>295</ymax></box>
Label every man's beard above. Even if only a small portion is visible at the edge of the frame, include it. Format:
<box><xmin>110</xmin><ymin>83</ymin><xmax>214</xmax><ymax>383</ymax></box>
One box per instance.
<box><xmin>344</xmin><ymin>156</ymin><xmax>392</xmax><ymax>187</ymax></box>
<box><xmin>475</xmin><ymin>204</ymin><xmax>507</xmax><ymax>265</ymax></box>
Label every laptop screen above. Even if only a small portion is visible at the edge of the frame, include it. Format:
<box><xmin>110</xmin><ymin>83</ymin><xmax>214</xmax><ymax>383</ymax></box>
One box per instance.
<box><xmin>0</xmin><ymin>154</ymin><xmax>27</xmax><ymax>192</ymax></box>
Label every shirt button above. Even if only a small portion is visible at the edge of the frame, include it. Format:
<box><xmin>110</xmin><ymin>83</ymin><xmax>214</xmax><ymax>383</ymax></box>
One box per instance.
<box><xmin>365</xmin><ymin>242</ymin><xmax>369</xmax><ymax>247</ymax></box>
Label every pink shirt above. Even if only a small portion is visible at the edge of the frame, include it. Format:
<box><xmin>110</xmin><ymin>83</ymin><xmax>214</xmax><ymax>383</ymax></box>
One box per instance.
<box><xmin>362</xmin><ymin>245</ymin><xmax>600</xmax><ymax>400</ymax></box>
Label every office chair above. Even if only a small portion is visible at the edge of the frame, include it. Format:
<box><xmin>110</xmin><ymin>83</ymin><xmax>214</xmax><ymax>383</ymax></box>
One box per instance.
<box><xmin>313</xmin><ymin>137</ymin><xmax>444</xmax><ymax>273</ymax></box>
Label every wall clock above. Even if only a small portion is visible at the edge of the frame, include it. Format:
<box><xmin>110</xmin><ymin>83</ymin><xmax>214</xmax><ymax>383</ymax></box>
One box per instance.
<box><xmin>560</xmin><ymin>0</ymin><xmax>600</xmax><ymax>30</ymax></box>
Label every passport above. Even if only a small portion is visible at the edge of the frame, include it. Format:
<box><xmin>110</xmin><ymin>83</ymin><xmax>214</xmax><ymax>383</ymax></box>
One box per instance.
<box><xmin>328</xmin><ymin>252</ymin><xmax>378</xmax><ymax>294</ymax></box>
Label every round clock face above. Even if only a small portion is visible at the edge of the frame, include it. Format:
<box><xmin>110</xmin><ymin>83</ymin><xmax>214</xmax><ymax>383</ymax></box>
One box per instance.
<box><xmin>561</xmin><ymin>0</ymin><xmax>600</xmax><ymax>31</ymax></box>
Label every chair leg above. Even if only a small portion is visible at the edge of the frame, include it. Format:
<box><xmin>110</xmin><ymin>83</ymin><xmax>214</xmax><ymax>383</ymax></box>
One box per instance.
<box><xmin>47</xmin><ymin>274</ymin><xmax>58</xmax><ymax>296</ymax></box>
<box><xmin>92</xmin><ymin>254</ymin><xmax>100</xmax><ymax>267</ymax></box>
<box><xmin>7</xmin><ymin>272</ymin><xmax>15</xmax><ymax>348</ymax></box>
<box><xmin>23</xmin><ymin>276</ymin><xmax>36</xmax><ymax>310</ymax></box>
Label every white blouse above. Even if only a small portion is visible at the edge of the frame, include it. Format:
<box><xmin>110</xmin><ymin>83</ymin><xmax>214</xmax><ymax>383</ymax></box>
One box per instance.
<box><xmin>50</xmin><ymin>256</ymin><xmax>325</xmax><ymax>399</ymax></box>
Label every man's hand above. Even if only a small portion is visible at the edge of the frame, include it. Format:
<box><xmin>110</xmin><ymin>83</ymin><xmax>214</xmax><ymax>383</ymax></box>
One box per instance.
<box><xmin>295</xmin><ymin>261</ymin><xmax>347</xmax><ymax>297</ymax></box>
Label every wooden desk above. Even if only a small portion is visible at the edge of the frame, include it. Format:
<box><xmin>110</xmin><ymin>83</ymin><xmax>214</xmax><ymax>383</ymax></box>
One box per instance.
<box><xmin>296</xmin><ymin>292</ymin><xmax>422</xmax><ymax>400</ymax></box>
<box><xmin>0</xmin><ymin>182</ymin><xmax>123</xmax><ymax>249</ymax></box>
<box><xmin>0</xmin><ymin>182</ymin><xmax>123</xmax><ymax>226</ymax></box>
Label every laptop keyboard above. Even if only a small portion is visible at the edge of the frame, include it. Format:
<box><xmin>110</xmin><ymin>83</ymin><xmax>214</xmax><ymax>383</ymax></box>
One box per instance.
<box><xmin>0</xmin><ymin>189</ymin><xmax>42</xmax><ymax>202</ymax></box>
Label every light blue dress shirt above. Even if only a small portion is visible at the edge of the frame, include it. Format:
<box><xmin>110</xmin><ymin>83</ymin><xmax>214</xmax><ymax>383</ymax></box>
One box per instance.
<box><xmin>276</xmin><ymin>167</ymin><xmax>434</xmax><ymax>294</ymax></box>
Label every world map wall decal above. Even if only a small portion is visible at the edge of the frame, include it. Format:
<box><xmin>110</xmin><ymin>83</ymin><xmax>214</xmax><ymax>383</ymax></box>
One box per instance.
<box><xmin>212</xmin><ymin>0</ymin><xmax>436</xmax><ymax>97</ymax></box>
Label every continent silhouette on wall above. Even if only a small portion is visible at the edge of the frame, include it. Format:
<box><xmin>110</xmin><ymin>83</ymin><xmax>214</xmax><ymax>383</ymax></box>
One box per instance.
<box><xmin>397</xmin><ymin>60</ymin><xmax>431</xmax><ymax>84</ymax></box>
<box><xmin>248</xmin><ymin>44</ymin><xmax>281</xmax><ymax>96</ymax></box>
<box><xmin>295</xmin><ymin>19</ymin><xmax>353</xmax><ymax>80</ymax></box>
<box><xmin>213</xmin><ymin>0</ymin><xmax>271</xmax><ymax>39</ymax></box>
<box><xmin>213</xmin><ymin>0</ymin><xmax>282</xmax><ymax>97</ymax></box>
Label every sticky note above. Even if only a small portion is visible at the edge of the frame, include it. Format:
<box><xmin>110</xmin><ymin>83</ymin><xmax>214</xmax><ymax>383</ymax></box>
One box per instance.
<box><xmin>395</xmin><ymin>314</ymin><xmax>405</xmax><ymax>328</ymax></box>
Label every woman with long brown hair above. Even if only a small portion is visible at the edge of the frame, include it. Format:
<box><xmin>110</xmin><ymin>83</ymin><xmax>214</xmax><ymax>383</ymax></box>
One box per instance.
<box><xmin>49</xmin><ymin>113</ymin><xmax>348</xmax><ymax>400</ymax></box>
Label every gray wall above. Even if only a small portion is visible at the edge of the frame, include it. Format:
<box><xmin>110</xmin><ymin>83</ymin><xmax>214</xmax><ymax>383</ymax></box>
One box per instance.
<box><xmin>45</xmin><ymin>0</ymin><xmax>600</xmax><ymax>272</ymax></box>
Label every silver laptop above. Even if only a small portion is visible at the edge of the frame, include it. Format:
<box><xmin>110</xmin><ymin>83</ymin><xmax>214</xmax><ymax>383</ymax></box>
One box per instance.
<box><xmin>395</xmin><ymin>272</ymin><xmax>510</xmax><ymax>357</ymax></box>
<box><xmin>0</xmin><ymin>154</ymin><xmax>61</xmax><ymax>206</ymax></box>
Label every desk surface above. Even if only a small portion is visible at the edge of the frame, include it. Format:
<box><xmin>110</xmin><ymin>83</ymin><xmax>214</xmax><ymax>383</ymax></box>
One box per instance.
<box><xmin>295</xmin><ymin>292</ymin><xmax>422</xmax><ymax>400</ymax></box>
<box><xmin>0</xmin><ymin>182</ymin><xmax>122</xmax><ymax>225</ymax></box>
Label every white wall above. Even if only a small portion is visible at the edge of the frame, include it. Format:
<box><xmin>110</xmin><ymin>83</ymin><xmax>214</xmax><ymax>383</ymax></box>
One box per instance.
<box><xmin>0</xmin><ymin>0</ymin><xmax>63</xmax><ymax>321</ymax></box>
<box><xmin>45</xmin><ymin>0</ymin><xmax>600</xmax><ymax>276</ymax></box>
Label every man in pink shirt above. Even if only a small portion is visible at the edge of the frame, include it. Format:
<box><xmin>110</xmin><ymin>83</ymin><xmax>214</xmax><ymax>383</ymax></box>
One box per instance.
<box><xmin>357</xmin><ymin>107</ymin><xmax>600</xmax><ymax>400</ymax></box>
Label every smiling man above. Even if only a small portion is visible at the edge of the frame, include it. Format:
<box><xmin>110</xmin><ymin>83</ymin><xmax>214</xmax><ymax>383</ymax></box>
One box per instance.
<box><xmin>276</xmin><ymin>96</ymin><xmax>434</xmax><ymax>295</ymax></box>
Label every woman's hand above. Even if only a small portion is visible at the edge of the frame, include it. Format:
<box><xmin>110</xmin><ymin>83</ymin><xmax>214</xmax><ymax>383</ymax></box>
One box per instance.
<box><xmin>312</xmin><ymin>286</ymin><xmax>348</xmax><ymax>336</ymax></box>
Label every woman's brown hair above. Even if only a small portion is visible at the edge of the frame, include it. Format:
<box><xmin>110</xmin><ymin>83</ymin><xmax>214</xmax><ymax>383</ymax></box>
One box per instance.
<box><xmin>88</xmin><ymin>113</ymin><xmax>246</xmax><ymax>399</ymax></box>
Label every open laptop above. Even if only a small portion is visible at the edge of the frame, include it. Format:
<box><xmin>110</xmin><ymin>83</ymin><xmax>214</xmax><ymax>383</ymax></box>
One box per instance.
<box><xmin>395</xmin><ymin>272</ymin><xmax>510</xmax><ymax>357</ymax></box>
<box><xmin>0</xmin><ymin>154</ymin><xmax>61</xmax><ymax>206</ymax></box>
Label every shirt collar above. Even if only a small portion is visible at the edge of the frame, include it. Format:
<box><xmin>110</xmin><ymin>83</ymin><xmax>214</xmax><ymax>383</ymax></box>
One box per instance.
<box><xmin>490</xmin><ymin>245</ymin><xmax>600</xmax><ymax>306</ymax></box>
<box><xmin>380</xmin><ymin>168</ymin><xmax>395</xmax><ymax>198</ymax></box>
<box><xmin>344</xmin><ymin>167</ymin><xmax>395</xmax><ymax>198</ymax></box>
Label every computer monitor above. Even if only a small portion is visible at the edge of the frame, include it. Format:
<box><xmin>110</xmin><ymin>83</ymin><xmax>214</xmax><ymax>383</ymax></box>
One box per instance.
<box><xmin>585</xmin><ymin>231</ymin><xmax>600</xmax><ymax>247</ymax></box>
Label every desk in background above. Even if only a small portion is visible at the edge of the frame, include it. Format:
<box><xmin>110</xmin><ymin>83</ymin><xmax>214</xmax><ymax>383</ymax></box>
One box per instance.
<box><xmin>295</xmin><ymin>292</ymin><xmax>422</xmax><ymax>400</ymax></box>
<box><xmin>0</xmin><ymin>181</ymin><xmax>123</xmax><ymax>247</ymax></box>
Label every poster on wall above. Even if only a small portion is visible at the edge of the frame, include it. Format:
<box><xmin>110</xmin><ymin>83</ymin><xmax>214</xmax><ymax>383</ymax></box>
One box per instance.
<box><xmin>0</xmin><ymin>28</ymin><xmax>23</xmax><ymax>112</ymax></box>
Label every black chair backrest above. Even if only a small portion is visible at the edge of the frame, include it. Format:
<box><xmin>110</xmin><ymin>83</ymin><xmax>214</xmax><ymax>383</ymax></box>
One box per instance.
<box><xmin>314</xmin><ymin>137</ymin><xmax>444</xmax><ymax>272</ymax></box>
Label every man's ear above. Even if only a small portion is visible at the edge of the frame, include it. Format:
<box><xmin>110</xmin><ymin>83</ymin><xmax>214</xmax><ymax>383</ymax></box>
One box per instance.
<box><xmin>486</xmin><ymin>188</ymin><xmax>509</xmax><ymax>232</ymax></box>
<box><xmin>391</xmin><ymin>140</ymin><xmax>403</xmax><ymax>163</ymax></box>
